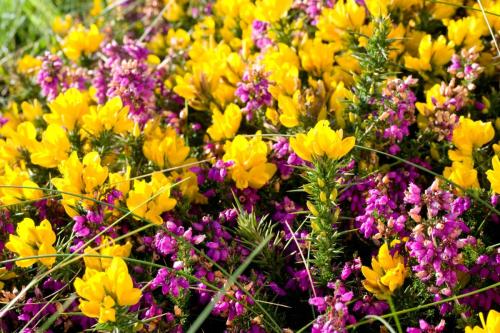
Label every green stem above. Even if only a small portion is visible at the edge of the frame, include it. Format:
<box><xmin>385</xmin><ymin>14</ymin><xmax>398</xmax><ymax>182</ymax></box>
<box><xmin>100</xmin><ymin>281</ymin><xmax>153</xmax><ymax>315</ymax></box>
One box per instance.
<box><xmin>388</xmin><ymin>296</ymin><xmax>403</xmax><ymax>333</ymax></box>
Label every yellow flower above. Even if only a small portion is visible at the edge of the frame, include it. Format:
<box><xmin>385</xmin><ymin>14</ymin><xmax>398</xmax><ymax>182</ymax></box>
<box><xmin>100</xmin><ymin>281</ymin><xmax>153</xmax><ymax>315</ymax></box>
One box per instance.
<box><xmin>361</xmin><ymin>243</ymin><xmax>407</xmax><ymax>300</ymax></box>
<box><xmin>126</xmin><ymin>173</ymin><xmax>177</xmax><ymax>225</ymax></box>
<box><xmin>30</xmin><ymin>124</ymin><xmax>71</xmax><ymax>168</ymax></box>
<box><xmin>81</xmin><ymin>96</ymin><xmax>133</xmax><ymax>138</ymax></box>
<box><xmin>46</xmin><ymin>88</ymin><xmax>89</xmax><ymax>131</ymax></box>
<box><xmin>17</xmin><ymin>55</ymin><xmax>42</xmax><ymax>75</ymax></box>
<box><xmin>255</xmin><ymin>0</ymin><xmax>293</xmax><ymax>23</ymax></box>
<box><xmin>84</xmin><ymin>239</ymin><xmax>132</xmax><ymax>271</ymax></box>
<box><xmin>329</xmin><ymin>81</ymin><xmax>353</xmax><ymax>128</ymax></box>
<box><xmin>170</xmin><ymin>170</ymin><xmax>207</xmax><ymax>204</ymax></box>
<box><xmin>404</xmin><ymin>35</ymin><xmax>454</xmax><ymax>72</ymax></box>
<box><xmin>52</xmin><ymin>151</ymin><xmax>109</xmax><ymax>217</ymax></box>
<box><xmin>143</xmin><ymin>127</ymin><xmax>190</xmax><ymax>168</ymax></box>
<box><xmin>74</xmin><ymin>257</ymin><xmax>141</xmax><ymax>323</ymax></box>
<box><xmin>263</xmin><ymin>44</ymin><xmax>300</xmax><ymax>97</ymax></box>
<box><xmin>207</xmin><ymin>103</ymin><xmax>242</xmax><ymax>141</ymax></box>
<box><xmin>486</xmin><ymin>156</ymin><xmax>500</xmax><ymax>194</ymax></box>
<box><xmin>428</xmin><ymin>0</ymin><xmax>461</xmax><ymax>19</ymax></box>
<box><xmin>290</xmin><ymin>120</ymin><xmax>355</xmax><ymax>162</ymax></box>
<box><xmin>443</xmin><ymin>16</ymin><xmax>487</xmax><ymax>49</ymax></box>
<box><xmin>365</xmin><ymin>0</ymin><xmax>422</xmax><ymax>16</ymax></box>
<box><xmin>448</xmin><ymin>117</ymin><xmax>494</xmax><ymax>163</ymax></box>
<box><xmin>166</xmin><ymin>28</ymin><xmax>191</xmax><ymax>50</ymax></box>
<box><xmin>277</xmin><ymin>92</ymin><xmax>301</xmax><ymax>128</ymax></box>
<box><xmin>52</xmin><ymin>15</ymin><xmax>72</xmax><ymax>35</ymax></box>
<box><xmin>90</xmin><ymin>0</ymin><xmax>103</xmax><ymax>16</ymax></box>
<box><xmin>6</xmin><ymin>218</ymin><xmax>57</xmax><ymax>268</ymax></box>
<box><xmin>468</xmin><ymin>0</ymin><xmax>500</xmax><ymax>32</ymax></box>
<box><xmin>465</xmin><ymin>309</ymin><xmax>500</xmax><ymax>333</ymax></box>
<box><xmin>415</xmin><ymin>84</ymin><xmax>446</xmax><ymax>116</ymax></box>
<box><xmin>163</xmin><ymin>0</ymin><xmax>185</xmax><ymax>22</ymax></box>
<box><xmin>443</xmin><ymin>161</ymin><xmax>479</xmax><ymax>190</ymax></box>
<box><xmin>20</xmin><ymin>100</ymin><xmax>43</xmax><ymax>121</ymax></box>
<box><xmin>62</xmin><ymin>24</ymin><xmax>104</xmax><ymax>61</ymax></box>
<box><xmin>223</xmin><ymin>132</ymin><xmax>277</xmax><ymax>189</ymax></box>
<box><xmin>315</xmin><ymin>0</ymin><xmax>365</xmax><ymax>42</ymax></box>
<box><xmin>0</xmin><ymin>166</ymin><xmax>43</xmax><ymax>205</ymax></box>
<box><xmin>108</xmin><ymin>166</ymin><xmax>132</xmax><ymax>197</ymax></box>
<box><xmin>174</xmin><ymin>42</ymin><xmax>234</xmax><ymax>110</ymax></box>
<box><xmin>299</xmin><ymin>38</ymin><xmax>339</xmax><ymax>77</ymax></box>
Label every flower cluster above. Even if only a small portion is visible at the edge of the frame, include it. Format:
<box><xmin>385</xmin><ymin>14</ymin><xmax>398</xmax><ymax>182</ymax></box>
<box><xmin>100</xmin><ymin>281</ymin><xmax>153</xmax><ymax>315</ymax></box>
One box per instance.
<box><xmin>1</xmin><ymin>0</ymin><xmax>499</xmax><ymax>332</ymax></box>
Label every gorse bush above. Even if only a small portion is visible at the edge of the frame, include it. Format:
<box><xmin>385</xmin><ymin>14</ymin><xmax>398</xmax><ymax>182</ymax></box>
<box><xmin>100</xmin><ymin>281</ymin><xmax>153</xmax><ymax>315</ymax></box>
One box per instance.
<box><xmin>0</xmin><ymin>0</ymin><xmax>499</xmax><ymax>332</ymax></box>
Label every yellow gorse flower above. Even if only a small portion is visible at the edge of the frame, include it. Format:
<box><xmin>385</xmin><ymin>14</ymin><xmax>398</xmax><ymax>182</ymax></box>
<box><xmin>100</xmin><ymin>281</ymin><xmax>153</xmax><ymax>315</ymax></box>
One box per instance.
<box><xmin>16</xmin><ymin>55</ymin><xmax>42</xmax><ymax>75</ymax></box>
<box><xmin>0</xmin><ymin>165</ymin><xmax>43</xmax><ymax>205</ymax></box>
<box><xmin>46</xmin><ymin>88</ymin><xmax>90</xmax><ymax>131</ymax></box>
<box><xmin>263</xmin><ymin>44</ymin><xmax>300</xmax><ymax>97</ymax></box>
<box><xmin>126</xmin><ymin>172</ymin><xmax>177</xmax><ymax>225</ymax></box>
<box><xmin>277</xmin><ymin>91</ymin><xmax>301</xmax><ymax>128</ymax></box>
<box><xmin>84</xmin><ymin>239</ymin><xmax>132</xmax><ymax>271</ymax></box>
<box><xmin>299</xmin><ymin>38</ymin><xmax>339</xmax><ymax>77</ymax></box>
<box><xmin>316</xmin><ymin>0</ymin><xmax>365</xmax><ymax>43</ymax></box>
<box><xmin>223</xmin><ymin>132</ymin><xmax>277</xmax><ymax>189</ymax></box>
<box><xmin>255</xmin><ymin>0</ymin><xmax>292</xmax><ymax>23</ymax></box>
<box><xmin>448</xmin><ymin>117</ymin><xmax>494</xmax><ymax>163</ymax></box>
<box><xmin>30</xmin><ymin>124</ymin><xmax>71</xmax><ymax>168</ymax></box>
<box><xmin>361</xmin><ymin>242</ymin><xmax>407</xmax><ymax>300</ymax></box>
<box><xmin>143</xmin><ymin>127</ymin><xmax>190</xmax><ymax>168</ymax></box>
<box><xmin>62</xmin><ymin>24</ymin><xmax>104</xmax><ymax>61</ymax></box>
<box><xmin>207</xmin><ymin>103</ymin><xmax>242</xmax><ymax>141</ymax></box>
<box><xmin>81</xmin><ymin>96</ymin><xmax>134</xmax><ymax>138</ymax></box>
<box><xmin>74</xmin><ymin>257</ymin><xmax>142</xmax><ymax>323</ymax></box>
<box><xmin>486</xmin><ymin>156</ymin><xmax>500</xmax><ymax>195</ymax></box>
<box><xmin>404</xmin><ymin>34</ymin><xmax>454</xmax><ymax>72</ymax></box>
<box><xmin>443</xmin><ymin>16</ymin><xmax>487</xmax><ymax>49</ymax></box>
<box><xmin>465</xmin><ymin>309</ymin><xmax>500</xmax><ymax>333</ymax></box>
<box><xmin>443</xmin><ymin>161</ymin><xmax>480</xmax><ymax>190</ymax></box>
<box><xmin>52</xmin><ymin>15</ymin><xmax>72</xmax><ymax>36</ymax></box>
<box><xmin>6</xmin><ymin>218</ymin><xmax>57</xmax><ymax>268</ymax></box>
<box><xmin>52</xmin><ymin>151</ymin><xmax>109</xmax><ymax>217</ymax></box>
<box><xmin>290</xmin><ymin>120</ymin><xmax>355</xmax><ymax>162</ymax></box>
<box><xmin>415</xmin><ymin>84</ymin><xmax>447</xmax><ymax>116</ymax></box>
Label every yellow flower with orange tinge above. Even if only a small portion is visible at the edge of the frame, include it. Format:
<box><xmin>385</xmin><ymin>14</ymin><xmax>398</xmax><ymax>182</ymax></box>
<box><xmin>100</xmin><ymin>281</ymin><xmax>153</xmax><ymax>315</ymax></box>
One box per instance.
<box><xmin>74</xmin><ymin>257</ymin><xmax>142</xmax><ymax>324</ymax></box>
<box><xmin>5</xmin><ymin>218</ymin><xmax>57</xmax><ymax>268</ymax></box>
<box><xmin>465</xmin><ymin>309</ymin><xmax>500</xmax><ymax>333</ymax></box>
<box><xmin>361</xmin><ymin>242</ymin><xmax>407</xmax><ymax>300</ymax></box>
<box><xmin>223</xmin><ymin>132</ymin><xmax>277</xmax><ymax>189</ymax></box>
<box><xmin>290</xmin><ymin>120</ymin><xmax>355</xmax><ymax>162</ymax></box>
